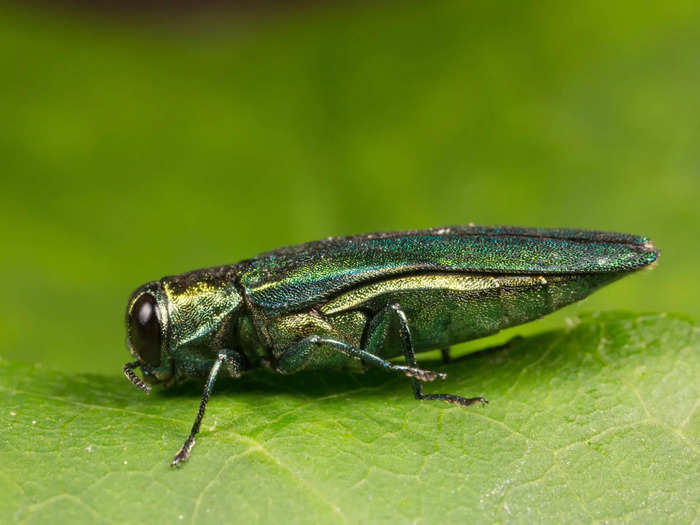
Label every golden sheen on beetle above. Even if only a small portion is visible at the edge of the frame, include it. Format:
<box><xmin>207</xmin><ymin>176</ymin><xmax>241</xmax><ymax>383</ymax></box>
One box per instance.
<box><xmin>123</xmin><ymin>225</ymin><xmax>659</xmax><ymax>466</ymax></box>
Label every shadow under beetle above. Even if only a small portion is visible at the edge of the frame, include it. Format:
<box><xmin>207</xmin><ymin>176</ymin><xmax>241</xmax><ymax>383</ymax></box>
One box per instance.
<box><xmin>123</xmin><ymin>225</ymin><xmax>659</xmax><ymax>466</ymax></box>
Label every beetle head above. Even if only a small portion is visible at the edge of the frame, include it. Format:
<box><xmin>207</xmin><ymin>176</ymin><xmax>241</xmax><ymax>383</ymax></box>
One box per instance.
<box><xmin>124</xmin><ymin>281</ymin><xmax>174</xmax><ymax>390</ymax></box>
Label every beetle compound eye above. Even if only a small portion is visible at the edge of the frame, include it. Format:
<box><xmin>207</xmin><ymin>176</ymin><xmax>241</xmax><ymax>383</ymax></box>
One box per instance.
<box><xmin>129</xmin><ymin>293</ymin><xmax>162</xmax><ymax>367</ymax></box>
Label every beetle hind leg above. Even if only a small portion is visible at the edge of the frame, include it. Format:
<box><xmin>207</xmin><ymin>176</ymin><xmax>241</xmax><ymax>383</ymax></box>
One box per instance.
<box><xmin>367</xmin><ymin>304</ymin><xmax>488</xmax><ymax>407</ymax></box>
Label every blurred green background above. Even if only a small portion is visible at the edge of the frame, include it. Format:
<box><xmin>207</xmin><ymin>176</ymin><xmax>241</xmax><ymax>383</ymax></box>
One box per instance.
<box><xmin>1</xmin><ymin>1</ymin><xmax>698</xmax><ymax>375</ymax></box>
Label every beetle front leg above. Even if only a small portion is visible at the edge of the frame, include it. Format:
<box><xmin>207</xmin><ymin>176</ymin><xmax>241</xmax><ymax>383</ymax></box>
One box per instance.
<box><xmin>171</xmin><ymin>348</ymin><xmax>244</xmax><ymax>467</ymax></box>
<box><xmin>367</xmin><ymin>304</ymin><xmax>488</xmax><ymax>407</ymax></box>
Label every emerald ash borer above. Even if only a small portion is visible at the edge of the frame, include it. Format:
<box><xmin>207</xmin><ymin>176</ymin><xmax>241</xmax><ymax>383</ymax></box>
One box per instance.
<box><xmin>123</xmin><ymin>225</ymin><xmax>659</xmax><ymax>466</ymax></box>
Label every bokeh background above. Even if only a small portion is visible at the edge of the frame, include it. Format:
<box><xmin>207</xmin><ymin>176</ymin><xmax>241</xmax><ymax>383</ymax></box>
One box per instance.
<box><xmin>1</xmin><ymin>1</ymin><xmax>698</xmax><ymax>375</ymax></box>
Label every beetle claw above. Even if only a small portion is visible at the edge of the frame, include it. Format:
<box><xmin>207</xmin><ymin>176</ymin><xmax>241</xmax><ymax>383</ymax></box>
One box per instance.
<box><xmin>171</xmin><ymin>437</ymin><xmax>195</xmax><ymax>467</ymax></box>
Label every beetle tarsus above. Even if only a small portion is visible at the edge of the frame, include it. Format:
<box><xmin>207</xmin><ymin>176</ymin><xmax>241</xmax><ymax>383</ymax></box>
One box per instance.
<box><xmin>420</xmin><ymin>394</ymin><xmax>488</xmax><ymax>407</ymax></box>
<box><xmin>171</xmin><ymin>437</ymin><xmax>195</xmax><ymax>467</ymax></box>
<box><xmin>396</xmin><ymin>366</ymin><xmax>446</xmax><ymax>382</ymax></box>
<box><xmin>122</xmin><ymin>361</ymin><xmax>151</xmax><ymax>394</ymax></box>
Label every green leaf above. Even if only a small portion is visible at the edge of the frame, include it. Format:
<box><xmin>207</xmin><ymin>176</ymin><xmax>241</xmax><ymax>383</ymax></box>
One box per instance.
<box><xmin>2</xmin><ymin>312</ymin><xmax>698</xmax><ymax>523</ymax></box>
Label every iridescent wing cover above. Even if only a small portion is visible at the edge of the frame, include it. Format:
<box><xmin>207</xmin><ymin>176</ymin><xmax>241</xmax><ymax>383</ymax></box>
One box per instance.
<box><xmin>239</xmin><ymin>225</ymin><xmax>658</xmax><ymax>315</ymax></box>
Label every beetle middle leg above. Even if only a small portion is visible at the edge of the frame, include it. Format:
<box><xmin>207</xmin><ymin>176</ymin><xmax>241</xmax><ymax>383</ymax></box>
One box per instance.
<box><xmin>367</xmin><ymin>304</ymin><xmax>487</xmax><ymax>407</ymax></box>
<box><xmin>276</xmin><ymin>335</ymin><xmax>445</xmax><ymax>382</ymax></box>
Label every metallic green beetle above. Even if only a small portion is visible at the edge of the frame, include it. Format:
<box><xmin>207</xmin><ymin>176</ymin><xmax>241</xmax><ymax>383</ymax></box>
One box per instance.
<box><xmin>123</xmin><ymin>225</ymin><xmax>658</xmax><ymax>465</ymax></box>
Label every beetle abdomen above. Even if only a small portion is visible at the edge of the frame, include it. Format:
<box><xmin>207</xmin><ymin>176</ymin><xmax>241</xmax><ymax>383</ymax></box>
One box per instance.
<box><xmin>321</xmin><ymin>272</ymin><xmax>625</xmax><ymax>355</ymax></box>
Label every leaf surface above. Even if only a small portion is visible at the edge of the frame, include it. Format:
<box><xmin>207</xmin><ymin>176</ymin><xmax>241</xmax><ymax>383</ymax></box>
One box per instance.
<box><xmin>1</xmin><ymin>312</ymin><xmax>698</xmax><ymax>524</ymax></box>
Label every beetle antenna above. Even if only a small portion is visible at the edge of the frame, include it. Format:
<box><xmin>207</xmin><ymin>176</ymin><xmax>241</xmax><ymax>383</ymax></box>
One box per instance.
<box><xmin>123</xmin><ymin>361</ymin><xmax>151</xmax><ymax>393</ymax></box>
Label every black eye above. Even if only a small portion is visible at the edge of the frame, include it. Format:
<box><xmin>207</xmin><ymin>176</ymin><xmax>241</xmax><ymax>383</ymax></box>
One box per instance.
<box><xmin>129</xmin><ymin>293</ymin><xmax>162</xmax><ymax>367</ymax></box>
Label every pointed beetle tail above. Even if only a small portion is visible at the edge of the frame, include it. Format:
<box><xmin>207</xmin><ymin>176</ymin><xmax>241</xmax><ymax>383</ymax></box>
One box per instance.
<box><xmin>123</xmin><ymin>361</ymin><xmax>152</xmax><ymax>393</ymax></box>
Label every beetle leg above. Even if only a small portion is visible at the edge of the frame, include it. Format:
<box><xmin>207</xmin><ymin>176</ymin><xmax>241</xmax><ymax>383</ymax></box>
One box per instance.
<box><xmin>276</xmin><ymin>335</ymin><xmax>444</xmax><ymax>381</ymax></box>
<box><xmin>171</xmin><ymin>349</ymin><xmax>243</xmax><ymax>467</ymax></box>
<box><xmin>368</xmin><ymin>304</ymin><xmax>488</xmax><ymax>407</ymax></box>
